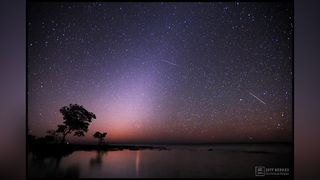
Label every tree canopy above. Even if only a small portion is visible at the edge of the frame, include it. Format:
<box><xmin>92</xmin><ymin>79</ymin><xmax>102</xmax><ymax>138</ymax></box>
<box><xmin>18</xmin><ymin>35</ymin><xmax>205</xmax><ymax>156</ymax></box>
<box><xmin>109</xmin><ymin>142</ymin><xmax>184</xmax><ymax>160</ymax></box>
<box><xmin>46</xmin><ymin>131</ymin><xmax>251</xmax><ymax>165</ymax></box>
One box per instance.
<box><xmin>93</xmin><ymin>131</ymin><xmax>107</xmax><ymax>145</ymax></box>
<box><xmin>56</xmin><ymin>104</ymin><xmax>96</xmax><ymax>143</ymax></box>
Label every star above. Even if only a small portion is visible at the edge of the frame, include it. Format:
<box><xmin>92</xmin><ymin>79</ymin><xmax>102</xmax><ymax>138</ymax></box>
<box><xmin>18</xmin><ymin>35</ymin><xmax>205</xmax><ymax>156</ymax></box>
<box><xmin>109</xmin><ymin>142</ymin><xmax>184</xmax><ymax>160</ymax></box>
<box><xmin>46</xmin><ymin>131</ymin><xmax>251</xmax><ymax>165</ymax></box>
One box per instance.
<box><xmin>28</xmin><ymin>2</ymin><xmax>292</xmax><ymax>143</ymax></box>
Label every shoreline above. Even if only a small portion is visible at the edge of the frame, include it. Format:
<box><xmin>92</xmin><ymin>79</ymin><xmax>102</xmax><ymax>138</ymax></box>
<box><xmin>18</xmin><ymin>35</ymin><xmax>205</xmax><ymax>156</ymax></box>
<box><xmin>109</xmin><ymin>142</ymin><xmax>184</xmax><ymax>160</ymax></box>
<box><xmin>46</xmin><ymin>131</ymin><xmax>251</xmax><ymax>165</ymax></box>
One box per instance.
<box><xmin>28</xmin><ymin>142</ymin><xmax>291</xmax><ymax>157</ymax></box>
<box><xmin>28</xmin><ymin>143</ymin><xmax>168</xmax><ymax>157</ymax></box>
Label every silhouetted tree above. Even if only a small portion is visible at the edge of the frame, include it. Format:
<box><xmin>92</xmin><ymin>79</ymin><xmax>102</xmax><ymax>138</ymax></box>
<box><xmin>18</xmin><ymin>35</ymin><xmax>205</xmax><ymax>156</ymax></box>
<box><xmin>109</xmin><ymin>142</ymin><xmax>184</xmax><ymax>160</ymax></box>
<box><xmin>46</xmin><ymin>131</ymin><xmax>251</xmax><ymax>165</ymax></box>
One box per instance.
<box><xmin>93</xmin><ymin>131</ymin><xmax>107</xmax><ymax>145</ymax></box>
<box><xmin>56</xmin><ymin>104</ymin><xmax>96</xmax><ymax>144</ymax></box>
<box><xmin>47</xmin><ymin>129</ymin><xmax>60</xmax><ymax>143</ymax></box>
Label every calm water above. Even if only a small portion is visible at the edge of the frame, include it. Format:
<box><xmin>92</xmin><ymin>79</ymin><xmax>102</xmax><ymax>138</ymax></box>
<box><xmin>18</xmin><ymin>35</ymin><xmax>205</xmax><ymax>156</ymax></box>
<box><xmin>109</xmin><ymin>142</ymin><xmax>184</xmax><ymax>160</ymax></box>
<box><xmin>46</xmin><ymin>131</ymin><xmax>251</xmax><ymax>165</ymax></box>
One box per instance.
<box><xmin>28</xmin><ymin>144</ymin><xmax>292</xmax><ymax>178</ymax></box>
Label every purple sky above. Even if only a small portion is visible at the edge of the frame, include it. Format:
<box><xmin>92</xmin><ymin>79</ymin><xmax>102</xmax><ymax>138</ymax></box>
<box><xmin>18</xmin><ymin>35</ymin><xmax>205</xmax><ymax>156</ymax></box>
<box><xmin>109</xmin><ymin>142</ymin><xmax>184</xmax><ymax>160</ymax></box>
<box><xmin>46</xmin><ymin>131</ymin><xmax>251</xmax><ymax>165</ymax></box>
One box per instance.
<box><xmin>28</xmin><ymin>2</ymin><xmax>293</xmax><ymax>144</ymax></box>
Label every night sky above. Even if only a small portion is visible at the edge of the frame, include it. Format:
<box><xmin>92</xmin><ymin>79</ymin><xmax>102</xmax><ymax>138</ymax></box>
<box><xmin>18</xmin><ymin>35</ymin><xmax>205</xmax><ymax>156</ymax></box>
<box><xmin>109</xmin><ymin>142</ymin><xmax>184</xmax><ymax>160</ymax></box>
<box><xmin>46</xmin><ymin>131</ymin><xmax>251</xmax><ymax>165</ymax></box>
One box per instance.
<box><xmin>28</xmin><ymin>2</ymin><xmax>293</xmax><ymax>144</ymax></box>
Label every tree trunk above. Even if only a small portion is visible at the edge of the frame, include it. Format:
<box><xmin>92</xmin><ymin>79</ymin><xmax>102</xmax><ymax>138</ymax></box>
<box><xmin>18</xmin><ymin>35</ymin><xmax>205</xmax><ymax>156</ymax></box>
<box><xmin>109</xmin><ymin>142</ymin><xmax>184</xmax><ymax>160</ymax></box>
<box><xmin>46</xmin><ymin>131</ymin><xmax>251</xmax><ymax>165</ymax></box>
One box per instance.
<box><xmin>61</xmin><ymin>133</ymin><xmax>68</xmax><ymax>144</ymax></box>
<box><xmin>61</xmin><ymin>134</ymin><xmax>66</xmax><ymax>144</ymax></box>
<box><xmin>61</xmin><ymin>129</ymin><xmax>71</xmax><ymax>144</ymax></box>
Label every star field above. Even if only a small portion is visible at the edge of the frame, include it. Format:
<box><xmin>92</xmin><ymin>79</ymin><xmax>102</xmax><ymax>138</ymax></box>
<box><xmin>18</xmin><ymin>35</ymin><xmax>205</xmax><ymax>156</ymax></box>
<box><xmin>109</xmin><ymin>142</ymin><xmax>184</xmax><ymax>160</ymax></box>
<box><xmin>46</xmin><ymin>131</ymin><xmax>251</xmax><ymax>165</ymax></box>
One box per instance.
<box><xmin>28</xmin><ymin>2</ymin><xmax>293</xmax><ymax>144</ymax></box>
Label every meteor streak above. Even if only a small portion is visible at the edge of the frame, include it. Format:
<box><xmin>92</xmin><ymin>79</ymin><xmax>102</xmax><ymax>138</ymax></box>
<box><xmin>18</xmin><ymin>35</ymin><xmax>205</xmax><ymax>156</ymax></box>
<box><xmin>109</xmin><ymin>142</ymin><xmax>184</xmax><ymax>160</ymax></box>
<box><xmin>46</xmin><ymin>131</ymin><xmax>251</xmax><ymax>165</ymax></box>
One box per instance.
<box><xmin>160</xmin><ymin>60</ymin><xmax>179</xmax><ymax>67</ymax></box>
<box><xmin>248</xmin><ymin>91</ymin><xmax>266</xmax><ymax>105</ymax></box>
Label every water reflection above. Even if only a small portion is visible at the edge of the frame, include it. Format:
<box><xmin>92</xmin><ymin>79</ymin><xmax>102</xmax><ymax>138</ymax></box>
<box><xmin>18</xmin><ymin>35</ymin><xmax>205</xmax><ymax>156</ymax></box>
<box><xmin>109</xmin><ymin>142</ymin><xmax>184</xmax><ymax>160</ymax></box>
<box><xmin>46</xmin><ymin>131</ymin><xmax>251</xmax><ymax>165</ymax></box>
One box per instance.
<box><xmin>135</xmin><ymin>151</ymin><xmax>140</xmax><ymax>177</ymax></box>
<box><xmin>28</xmin><ymin>152</ymin><xmax>80</xmax><ymax>178</ymax></box>
<box><xmin>89</xmin><ymin>151</ymin><xmax>107</xmax><ymax>169</ymax></box>
<box><xmin>28</xmin><ymin>144</ymin><xmax>292</xmax><ymax>178</ymax></box>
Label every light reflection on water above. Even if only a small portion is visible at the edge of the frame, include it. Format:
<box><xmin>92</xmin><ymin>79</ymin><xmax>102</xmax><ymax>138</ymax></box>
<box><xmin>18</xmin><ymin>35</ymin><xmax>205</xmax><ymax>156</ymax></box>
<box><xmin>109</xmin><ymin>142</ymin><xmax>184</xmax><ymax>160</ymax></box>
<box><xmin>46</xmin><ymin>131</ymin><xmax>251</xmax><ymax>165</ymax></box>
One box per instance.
<box><xmin>135</xmin><ymin>150</ymin><xmax>140</xmax><ymax>177</ymax></box>
<box><xmin>28</xmin><ymin>145</ymin><xmax>291</xmax><ymax>178</ymax></box>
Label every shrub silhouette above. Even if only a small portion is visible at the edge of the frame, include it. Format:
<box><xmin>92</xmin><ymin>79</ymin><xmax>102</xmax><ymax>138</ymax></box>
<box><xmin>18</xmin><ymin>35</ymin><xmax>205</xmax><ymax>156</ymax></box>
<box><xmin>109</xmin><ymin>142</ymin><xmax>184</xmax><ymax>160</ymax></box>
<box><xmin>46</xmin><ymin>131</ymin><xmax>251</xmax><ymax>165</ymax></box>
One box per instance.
<box><xmin>56</xmin><ymin>104</ymin><xmax>96</xmax><ymax>144</ymax></box>
<box><xmin>46</xmin><ymin>129</ymin><xmax>60</xmax><ymax>143</ymax></box>
<box><xmin>93</xmin><ymin>131</ymin><xmax>107</xmax><ymax>145</ymax></box>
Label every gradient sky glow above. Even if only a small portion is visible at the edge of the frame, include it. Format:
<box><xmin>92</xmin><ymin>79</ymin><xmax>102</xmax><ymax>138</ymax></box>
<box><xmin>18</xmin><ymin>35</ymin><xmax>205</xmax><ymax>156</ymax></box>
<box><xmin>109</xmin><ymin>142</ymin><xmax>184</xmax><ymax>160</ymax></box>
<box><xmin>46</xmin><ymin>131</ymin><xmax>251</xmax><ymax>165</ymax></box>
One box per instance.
<box><xmin>28</xmin><ymin>2</ymin><xmax>293</xmax><ymax>144</ymax></box>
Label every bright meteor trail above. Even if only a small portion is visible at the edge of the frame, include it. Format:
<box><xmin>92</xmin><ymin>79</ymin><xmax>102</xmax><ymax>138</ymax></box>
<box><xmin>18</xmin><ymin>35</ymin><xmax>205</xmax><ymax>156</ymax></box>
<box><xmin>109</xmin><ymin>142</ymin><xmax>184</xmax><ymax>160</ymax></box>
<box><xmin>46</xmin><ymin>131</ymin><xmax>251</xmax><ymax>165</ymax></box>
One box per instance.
<box><xmin>160</xmin><ymin>60</ymin><xmax>180</xmax><ymax>67</ymax></box>
<box><xmin>28</xmin><ymin>2</ymin><xmax>292</xmax><ymax>143</ymax></box>
<box><xmin>248</xmin><ymin>91</ymin><xmax>266</xmax><ymax>105</ymax></box>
